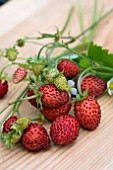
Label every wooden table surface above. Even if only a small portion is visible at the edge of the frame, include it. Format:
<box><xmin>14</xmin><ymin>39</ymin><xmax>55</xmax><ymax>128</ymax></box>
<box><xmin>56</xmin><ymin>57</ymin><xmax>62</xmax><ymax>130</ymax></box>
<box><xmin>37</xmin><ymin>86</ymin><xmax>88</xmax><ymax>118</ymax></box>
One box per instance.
<box><xmin>0</xmin><ymin>0</ymin><xmax>113</xmax><ymax>169</ymax></box>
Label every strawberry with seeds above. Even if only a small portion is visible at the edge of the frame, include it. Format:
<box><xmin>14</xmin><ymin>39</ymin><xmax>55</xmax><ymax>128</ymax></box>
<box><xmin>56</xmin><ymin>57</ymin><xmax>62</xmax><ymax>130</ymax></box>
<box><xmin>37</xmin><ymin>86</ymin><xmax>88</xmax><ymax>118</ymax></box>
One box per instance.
<box><xmin>21</xmin><ymin>123</ymin><xmax>51</xmax><ymax>151</ymax></box>
<box><xmin>2</xmin><ymin>116</ymin><xmax>18</xmax><ymax>133</ymax></box>
<box><xmin>50</xmin><ymin>115</ymin><xmax>79</xmax><ymax>145</ymax></box>
<box><xmin>0</xmin><ymin>80</ymin><xmax>8</xmax><ymax>99</ymax></box>
<box><xmin>75</xmin><ymin>75</ymin><xmax>107</xmax><ymax>97</ymax></box>
<box><xmin>58</xmin><ymin>59</ymin><xmax>80</xmax><ymax>78</ymax></box>
<box><xmin>42</xmin><ymin>102</ymin><xmax>71</xmax><ymax>121</ymax></box>
<box><xmin>0</xmin><ymin>66</ymin><xmax>9</xmax><ymax>99</ymax></box>
<box><xmin>74</xmin><ymin>96</ymin><xmax>101</xmax><ymax>130</ymax></box>
<box><xmin>40</xmin><ymin>84</ymin><xmax>69</xmax><ymax>109</ymax></box>
<box><xmin>13</xmin><ymin>67</ymin><xmax>27</xmax><ymax>84</ymax></box>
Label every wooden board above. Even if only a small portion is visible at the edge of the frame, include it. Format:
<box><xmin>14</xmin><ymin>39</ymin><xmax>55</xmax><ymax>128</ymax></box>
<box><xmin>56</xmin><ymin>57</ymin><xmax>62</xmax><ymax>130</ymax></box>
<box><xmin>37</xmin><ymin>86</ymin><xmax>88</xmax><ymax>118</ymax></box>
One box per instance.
<box><xmin>0</xmin><ymin>0</ymin><xmax>113</xmax><ymax>169</ymax></box>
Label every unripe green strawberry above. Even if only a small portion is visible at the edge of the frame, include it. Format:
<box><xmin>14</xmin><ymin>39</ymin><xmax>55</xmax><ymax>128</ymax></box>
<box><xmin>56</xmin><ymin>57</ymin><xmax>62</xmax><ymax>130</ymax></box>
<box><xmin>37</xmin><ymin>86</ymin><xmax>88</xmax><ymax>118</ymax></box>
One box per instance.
<box><xmin>45</xmin><ymin>68</ymin><xmax>59</xmax><ymax>83</ymax></box>
<box><xmin>16</xmin><ymin>117</ymin><xmax>30</xmax><ymax>130</ymax></box>
<box><xmin>54</xmin><ymin>74</ymin><xmax>70</xmax><ymax>92</ymax></box>
<box><xmin>5</xmin><ymin>47</ymin><xmax>18</xmax><ymax>61</ymax></box>
<box><xmin>31</xmin><ymin>62</ymin><xmax>45</xmax><ymax>76</ymax></box>
<box><xmin>17</xmin><ymin>38</ymin><xmax>25</xmax><ymax>47</ymax></box>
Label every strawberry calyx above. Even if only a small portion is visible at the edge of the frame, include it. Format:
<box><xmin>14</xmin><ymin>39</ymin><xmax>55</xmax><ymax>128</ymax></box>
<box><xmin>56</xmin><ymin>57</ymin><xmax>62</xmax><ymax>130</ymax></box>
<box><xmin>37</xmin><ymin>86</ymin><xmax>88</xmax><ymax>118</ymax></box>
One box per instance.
<box><xmin>71</xmin><ymin>89</ymin><xmax>88</xmax><ymax>102</ymax></box>
<box><xmin>5</xmin><ymin>47</ymin><xmax>18</xmax><ymax>62</ymax></box>
<box><xmin>27</xmin><ymin>56</ymin><xmax>47</xmax><ymax>76</ymax></box>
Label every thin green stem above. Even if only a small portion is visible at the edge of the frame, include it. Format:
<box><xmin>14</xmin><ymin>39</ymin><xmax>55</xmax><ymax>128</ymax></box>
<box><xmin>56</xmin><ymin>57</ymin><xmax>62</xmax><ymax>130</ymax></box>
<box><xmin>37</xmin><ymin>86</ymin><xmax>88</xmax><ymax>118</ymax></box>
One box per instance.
<box><xmin>9</xmin><ymin>94</ymin><xmax>38</xmax><ymax>105</ymax></box>
<box><xmin>30</xmin><ymin>116</ymin><xmax>40</xmax><ymax>121</ymax></box>
<box><xmin>94</xmin><ymin>71</ymin><xmax>113</xmax><ymax>76</ymax></box>
<box><xmin>0</xmin><ymin>105</ymin><xmax>11</xmax><ymax>115</ymax></box>
<box><xmin>24</xmin><ymin>8</ymin><xmax>113</xmax><ymax>46</ymax></box>
<box><xmin>0</xmin><ymin>86</ymin><xmax>29</xmax><ymax>135</ymax></box>
<box><xmin>37</xmin><ymin>42</ymin><xmax>55</xmax><ymax>60</ymax></box>
<box><xmin>59</xmin><ymin>43</ymin><xmax>94</xmax><ymax>64</ymax></box>
<box><xmin>77</xmin><ymin>0</ymin><xmax>86</xmax><ymax>42</ymax></box>
<box><xmin>60</xmin><ymin>6</ymin><xmax>74</xmax><ymax>35</ymax></box>
<box><xmin>0</xmin><ymin>64</ymin><xmax>12</xmax><ymax>78</ymax></box>
<box><xmin>89</xmin><ymin>0</ymin><xmax>98</xmax><ymax>41</ymax></box>
<box><xmin>55</xmin><ymin>41</ymin><xmax>89</xmax><ymax>60</ymax></box>
<box><xmin>66</xmin><ymin>7</ymin><xmax>113</xmax><ymax>44</ymax></box>
<box><xmin>25</xmin><ymin>40</ymin><xmax>43</xmax><ymax>46</ymax></box>
<box><xmin>99</xmin><ymin>65</ymin><xmax>113</xmax><ymax>72</ymax></box>
<box><xmin>99</xmin><ymin>4</ymin><xmax>105</xmax><ymax>18</ymax></box>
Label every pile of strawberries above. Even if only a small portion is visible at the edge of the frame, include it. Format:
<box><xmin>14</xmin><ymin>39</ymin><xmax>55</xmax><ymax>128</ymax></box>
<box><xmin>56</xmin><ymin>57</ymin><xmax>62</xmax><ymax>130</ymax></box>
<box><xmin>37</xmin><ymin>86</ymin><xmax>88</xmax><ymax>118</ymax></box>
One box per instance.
<box><xmin>0</xmin><ymin>58</ymin><xmax>107</xmax><ymax>151</ymax></box>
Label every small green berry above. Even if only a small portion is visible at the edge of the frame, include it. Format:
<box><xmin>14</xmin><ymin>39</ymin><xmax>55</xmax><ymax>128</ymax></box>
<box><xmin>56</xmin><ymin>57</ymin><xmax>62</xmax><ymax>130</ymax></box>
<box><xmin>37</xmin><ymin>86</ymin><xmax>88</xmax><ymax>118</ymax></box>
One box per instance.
<box><xmin>54</xmin><ymin>74</ymin><xmax>70</xmax><ymax>92</ymax></box>
<box><xmin>16</xmin><ymin>117</ymin><xmax>30</xmax><ymax>130</ymax></box>
<box><xmin>17</xmin><ymin>39</ymin><xmax>25</xmax><ymax>47</ymax></box>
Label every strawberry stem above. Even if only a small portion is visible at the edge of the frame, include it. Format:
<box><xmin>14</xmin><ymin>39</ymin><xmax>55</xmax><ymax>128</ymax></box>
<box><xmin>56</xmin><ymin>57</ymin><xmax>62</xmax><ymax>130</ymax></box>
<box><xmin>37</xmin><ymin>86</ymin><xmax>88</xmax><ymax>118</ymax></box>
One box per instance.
<box><xmin>0</xmin><ymin>86</ymin><xmax>29</xmax><ymax>135</ymax></box>
<box><xmin>0</xmin><ymin>64</ymin><xmax>12</xmax><ymax>79</ymax></box>
<box><xmin>60</xmin><ymin>6</ymin><xmax>74</xmax><ymax>35</ymax></box>
<box><xmin>9</xmin><ymin>95</ymin><xmax>38</xmax><ymax>104</ymax></box>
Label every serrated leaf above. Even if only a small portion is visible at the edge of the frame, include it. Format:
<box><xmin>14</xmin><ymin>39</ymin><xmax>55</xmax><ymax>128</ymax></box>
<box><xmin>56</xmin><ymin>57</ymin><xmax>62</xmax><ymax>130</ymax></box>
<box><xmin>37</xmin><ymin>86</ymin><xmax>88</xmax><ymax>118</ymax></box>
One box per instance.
<box><xmin>88</xmin><ymin>42</ymin><xmax>113</xmax><ymax>68</ymax></box>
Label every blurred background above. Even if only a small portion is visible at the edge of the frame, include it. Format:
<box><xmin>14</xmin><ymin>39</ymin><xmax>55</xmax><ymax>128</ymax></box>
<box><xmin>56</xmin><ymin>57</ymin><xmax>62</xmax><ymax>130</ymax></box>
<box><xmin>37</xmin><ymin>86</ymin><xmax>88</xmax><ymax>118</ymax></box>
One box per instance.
<box><xmin>0</xmin><ymin>0</ymin><xmax>9</xmax><ymax>5</ymax></box>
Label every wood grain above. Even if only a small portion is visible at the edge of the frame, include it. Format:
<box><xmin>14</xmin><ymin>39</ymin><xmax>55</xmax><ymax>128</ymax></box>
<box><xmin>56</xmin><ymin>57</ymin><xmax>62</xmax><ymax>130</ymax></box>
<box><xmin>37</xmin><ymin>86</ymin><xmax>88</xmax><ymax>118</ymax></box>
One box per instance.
<box><xmin>0</xmin><ymin>0</ymin><xmax>113</xmax><ymax>170</ymax></box>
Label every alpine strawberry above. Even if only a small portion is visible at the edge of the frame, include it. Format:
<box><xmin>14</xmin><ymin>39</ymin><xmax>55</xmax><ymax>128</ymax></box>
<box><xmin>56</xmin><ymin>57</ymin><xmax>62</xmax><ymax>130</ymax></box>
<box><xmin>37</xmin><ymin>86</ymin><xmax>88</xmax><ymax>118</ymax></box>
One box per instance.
<box><xmin>2</xmin><ymin>116</ymin><xmax>18</xmax><ymax>133</ymax></box>
<box><xmin>13</xmin><ymin>67</ymin><xmax>27</xmax><ymax>84</ymax></box>
<box><xmin>0</xmin><ymin>80</ymin><xmax>8</xmax><ymax>99</ymax></box>
<box><xmin>58</xmin><ymin>59</ymin><xmax>80</xmax><ymax>78</ymax></box>
<box><xmin>42</xmin><ymin>102</ymin><xmax>71</xmax><ymax>121</ymax></box>
<box><xmin>21</xmin><ymin>123</ymin><xmax>51</xmax><ymax>151</ymax></box>
<box><xmin>50</xmin><ymin>115</ymin><xmax>79</xmax><ymax>145</ymax></box>
<box><xmin>39</xmin><ymin>84</ymin><xmax>69</xmax><ymax>108</ymax></box>
<box><xmin>74</xmin><ymin>96</ymin><xmax>101</xmax><ymax>130</ymax></box>
<box><xmin>75</xmin><ymin>75</ymin><xmax>107</xmax><ymax>97</ymax></box>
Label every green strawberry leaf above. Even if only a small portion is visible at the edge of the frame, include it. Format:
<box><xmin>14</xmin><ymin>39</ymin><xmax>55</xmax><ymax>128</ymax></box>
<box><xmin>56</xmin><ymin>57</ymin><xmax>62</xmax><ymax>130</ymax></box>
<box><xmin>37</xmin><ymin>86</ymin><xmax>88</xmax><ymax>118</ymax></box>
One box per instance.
<box><xmin>78</xmin><ymin>58</ymin><xmax>91</xmax><ymax>68</ymax></box>
<box><xmin>88</xmin><ymin>42</ymin><xmax>113</xmax><ymax>68</ymax></box>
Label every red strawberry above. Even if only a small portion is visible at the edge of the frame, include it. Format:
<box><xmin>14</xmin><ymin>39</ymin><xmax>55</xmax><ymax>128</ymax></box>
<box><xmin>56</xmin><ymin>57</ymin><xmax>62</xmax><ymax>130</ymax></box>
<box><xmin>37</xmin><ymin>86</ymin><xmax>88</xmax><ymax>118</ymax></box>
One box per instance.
<box><xmin>42</xmin><ymin>102</ymin><xmax>71</xmax><ymax>121</ymax></box>
<box><xmin>58</xmin><ymin>60</ymin><xmax>80</xmax><ymax>78</ymax></box>
<box><xmin>21</xmin><ymin>123</ymin><xmax>51</xmax><ymax>151</ymax></box>
<box><xmin>75</xmin><ymin>75</ymin><xmax>107</xmax><ymax>97</ymax></box>
<box><xmin>50</xmin><ymin>115</ymin><xmax>79</xmax><ymax>145</ymax></box>
<box><xmin>0</xmin><ymin>80</ymin><xmax>8</xmax><ymax>99</ymax></box>
<box><xmin>74</xmin><ymin>96</ymin><xmax>101</xmax><ymax>130</ymax></box>
<box><xmin>40</xmin><ymin>84</ymin><xmax>69</xmax><ymax>109</ymax></box>
<box><xmin>3</xmin><ymin>116</ymin><xmax>18</xmax><ymax>133</ymax></box>
<box><xmin>13</xmin><ymin>67</ymin><xmax>27</xmax><ymax>84</ymax></box>
<box><xmin>27</xmin><ymin>89</ymin><xmax>37</xmax><ymax>108</ymax></box>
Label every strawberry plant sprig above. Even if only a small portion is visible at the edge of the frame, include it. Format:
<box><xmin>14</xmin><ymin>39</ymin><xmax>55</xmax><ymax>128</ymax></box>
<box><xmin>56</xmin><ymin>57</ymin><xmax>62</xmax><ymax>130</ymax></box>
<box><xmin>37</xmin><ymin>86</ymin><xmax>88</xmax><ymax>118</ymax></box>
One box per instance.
<box><xmin>1</xmin><ymin>1</ymin><xmax>113</xmax><ymax>151</ymax></box>
<box><xmin>24</xmin><ymin>7</ymin><xmax>113</xmax><ymax>45</ymax></box>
